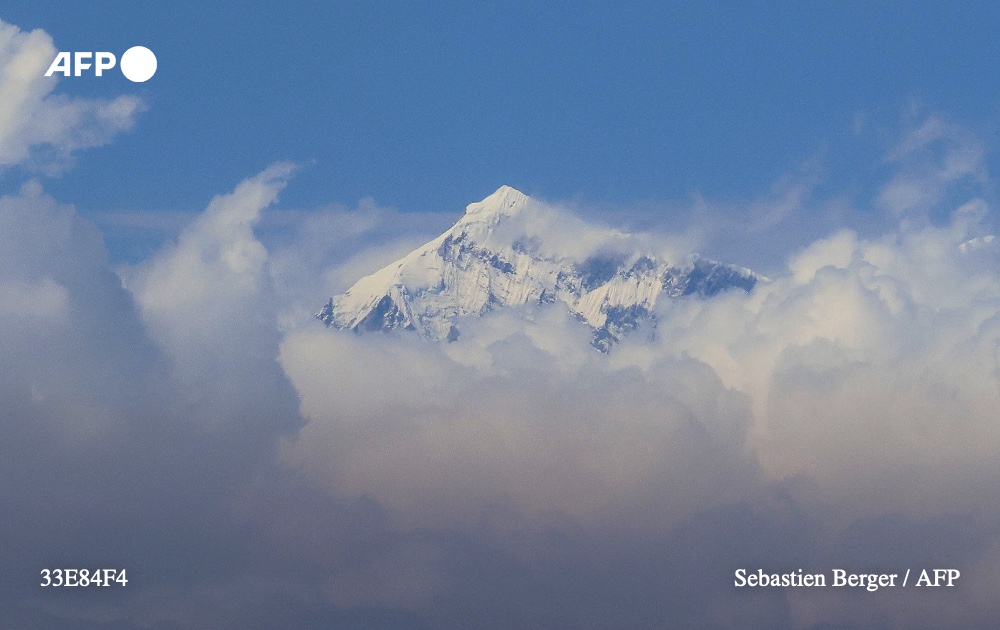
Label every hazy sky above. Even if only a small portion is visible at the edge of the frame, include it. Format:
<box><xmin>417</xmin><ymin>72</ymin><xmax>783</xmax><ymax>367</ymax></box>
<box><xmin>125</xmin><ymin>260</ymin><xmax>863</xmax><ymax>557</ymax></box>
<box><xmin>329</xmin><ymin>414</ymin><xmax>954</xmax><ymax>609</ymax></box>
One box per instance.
<box><xmin>3</xmin><ymin>4</ymin><xmax>1000</xmax><ymax>629</ymax></box>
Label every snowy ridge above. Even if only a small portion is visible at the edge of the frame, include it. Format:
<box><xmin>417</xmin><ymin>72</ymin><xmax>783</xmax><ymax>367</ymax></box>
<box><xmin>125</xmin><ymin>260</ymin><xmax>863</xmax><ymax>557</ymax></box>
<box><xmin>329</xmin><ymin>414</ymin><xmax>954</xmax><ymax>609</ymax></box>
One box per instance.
<box><xmin>319</xmin><ymin>186</ymin><xmax>759</xmax><ymax>350</ymax></box>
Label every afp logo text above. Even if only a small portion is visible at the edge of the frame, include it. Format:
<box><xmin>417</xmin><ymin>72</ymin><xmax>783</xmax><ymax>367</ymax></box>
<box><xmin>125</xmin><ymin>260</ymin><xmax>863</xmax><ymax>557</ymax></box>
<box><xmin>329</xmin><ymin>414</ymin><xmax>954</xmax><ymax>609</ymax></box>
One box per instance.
<box><xmin>45</xmin><ymin>46</ymin><xmax>157</xmax><ymax>83</ymax></box>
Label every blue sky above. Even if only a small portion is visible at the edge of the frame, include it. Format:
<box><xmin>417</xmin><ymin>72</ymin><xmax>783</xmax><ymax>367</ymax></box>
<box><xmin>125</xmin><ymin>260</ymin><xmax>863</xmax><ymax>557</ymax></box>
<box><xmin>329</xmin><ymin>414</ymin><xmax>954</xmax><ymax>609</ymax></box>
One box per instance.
<box><xmin>3</xmin><ymin>1</ymin><xmax>999</xmax><ymax>224</ymax></box>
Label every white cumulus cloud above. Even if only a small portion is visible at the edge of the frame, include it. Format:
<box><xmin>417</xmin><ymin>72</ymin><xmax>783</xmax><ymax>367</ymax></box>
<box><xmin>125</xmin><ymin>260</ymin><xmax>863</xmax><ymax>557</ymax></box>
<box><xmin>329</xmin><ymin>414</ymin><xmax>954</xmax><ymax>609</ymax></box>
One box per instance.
<box><xmin>0</xmin><ymin>19</ymin><xmax>142</xmax><ymax>172</ymax></box>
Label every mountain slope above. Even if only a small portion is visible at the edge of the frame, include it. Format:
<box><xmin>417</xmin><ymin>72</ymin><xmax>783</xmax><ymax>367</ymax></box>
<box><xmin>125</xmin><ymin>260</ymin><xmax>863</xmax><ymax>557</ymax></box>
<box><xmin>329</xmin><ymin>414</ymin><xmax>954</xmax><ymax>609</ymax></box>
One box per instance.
<box><xmin>318</xmin><ymin>186</ymin><xmax>759</xmax><ymax>350</ymax></box>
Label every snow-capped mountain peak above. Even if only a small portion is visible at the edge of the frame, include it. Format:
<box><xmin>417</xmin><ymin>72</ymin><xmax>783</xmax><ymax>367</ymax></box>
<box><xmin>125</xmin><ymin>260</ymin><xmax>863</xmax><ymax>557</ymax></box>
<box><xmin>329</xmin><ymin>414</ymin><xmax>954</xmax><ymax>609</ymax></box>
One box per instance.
<box><xmin>463</xmin><ymin>184</ymin><xmax>529</xmax><ymax>219</ymax></box>
<box><xmin>319</xmin><ymin>186</ymin><xmax>759</xmax><ymax>350</ymax></box>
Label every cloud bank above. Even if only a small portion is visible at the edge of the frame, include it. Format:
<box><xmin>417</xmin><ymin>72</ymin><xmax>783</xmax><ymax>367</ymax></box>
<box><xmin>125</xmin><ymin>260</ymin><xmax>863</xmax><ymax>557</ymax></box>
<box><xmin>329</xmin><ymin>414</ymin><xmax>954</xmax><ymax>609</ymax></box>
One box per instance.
<box><xmin>4</xmin><ymin>136</ymin><xmax>1000</xmax><ymax>630</ymax></box>
<box><xmin>275</xmin><ymin>115</ymin><xmax>1000</xmax><ymax>628</ymax></box>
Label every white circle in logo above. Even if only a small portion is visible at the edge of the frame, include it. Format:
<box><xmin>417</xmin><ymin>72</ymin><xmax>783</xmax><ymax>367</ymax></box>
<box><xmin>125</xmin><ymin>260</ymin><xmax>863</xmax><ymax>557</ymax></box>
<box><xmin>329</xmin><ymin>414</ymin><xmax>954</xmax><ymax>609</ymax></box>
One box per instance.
<box><xmin>120</xmin><ymin>46</ymin><xmax>157</xmax><ymax>82</ymax></box>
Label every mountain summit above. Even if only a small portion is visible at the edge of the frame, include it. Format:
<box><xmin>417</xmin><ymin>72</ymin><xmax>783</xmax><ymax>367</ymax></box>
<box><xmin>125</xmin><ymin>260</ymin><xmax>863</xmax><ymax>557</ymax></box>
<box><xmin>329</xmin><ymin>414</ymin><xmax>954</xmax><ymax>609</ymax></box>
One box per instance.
<box><xmin>319</xmin><ymin>186</ymin><xmax>759</xmax><ymax>350</ymax></box>
<box><xmin>463</xmin><ymin>184</ymin><xmax>529</xmax><ymax>219</ymax></box>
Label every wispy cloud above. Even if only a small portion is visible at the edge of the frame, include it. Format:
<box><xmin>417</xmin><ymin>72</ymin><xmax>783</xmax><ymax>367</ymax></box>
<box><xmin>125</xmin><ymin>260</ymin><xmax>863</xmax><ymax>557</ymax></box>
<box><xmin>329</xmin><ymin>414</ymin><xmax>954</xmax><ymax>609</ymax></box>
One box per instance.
<box><xmin>877</xmin><ymin>115</ymin><xmax>989</xmax><ymax>220</ymax></box>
